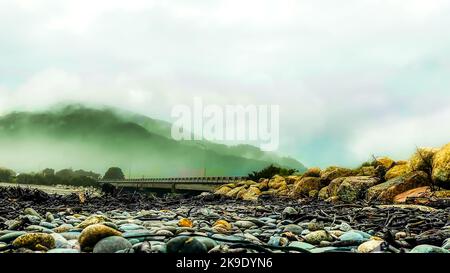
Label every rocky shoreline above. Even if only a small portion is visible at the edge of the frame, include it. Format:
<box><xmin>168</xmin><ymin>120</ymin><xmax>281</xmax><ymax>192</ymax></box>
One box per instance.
<box><xmin>0</xmin><ymin>186</ymin><xmax>449</xmax><ymax>253</ymax></box>
<box><xmin>214</xmin><ymin>144</ymin><xmax>450</xmax><ymax>205</ymax></box>
<box><xmin>1</xmin><ymin>142</ymin><xmax>449</xmax><ymax>254</ymax></box>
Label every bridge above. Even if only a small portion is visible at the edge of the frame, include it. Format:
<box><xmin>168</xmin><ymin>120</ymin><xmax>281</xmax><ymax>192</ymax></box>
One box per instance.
<box><xmin>99</xmin><ymin>176</ymin><xmax>247</xmax><ymax>192</ymax></box>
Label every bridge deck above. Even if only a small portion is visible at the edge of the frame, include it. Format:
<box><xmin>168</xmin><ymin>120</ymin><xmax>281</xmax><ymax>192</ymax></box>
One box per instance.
<box><xmin>99</xmin><ymin>176</ymin><xmax>247</xmax><ymax>192</ymax></box>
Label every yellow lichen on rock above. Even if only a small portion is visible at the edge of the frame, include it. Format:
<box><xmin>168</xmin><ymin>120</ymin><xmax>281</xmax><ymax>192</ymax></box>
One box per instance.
<box><xmin>225</xmin><ymin>186</ymin><xmax>246</xmax><ymax>198</ymax></box>
<box><xmin>178</xmin><ymin>218</ymin><xmax>193</xmax><ymax>228</ymax></box>
<box><xmin>291</xmin><ymin>177</ymin><xmax>321</xmax><ymax>196</ymax></box>
<box><xmin>302</xmin><ymin>167</ymin><xmax>321</xmax><ymax>178</ymax></box>
<box><xmin>320</xmin><ymin>166</ymin><xmax>356</xmax><ymax>183</ymax></box>
<box><xmin>318</xmin><ymin>186</ymin><xmax>329</xmax><ymax>200</ymax></box>
<box><xmin>213</xmin><ymin>220</ymin><xmax>232</xmax><ymax>230</ymax></box>
<box><xmin>241</xmin><ymin>186</ymin><xmax>261</xmax><ymax>201</ymax></box>
<box><xmin>12</xmin><ymin>233</ymin><xmax>55</xmax><ymax>250</ymax></box>
<box><xmin>77</xmin><ymin>215</ymin><xmax>109</xmax><ymax>229</ymax></box>
<box><xmin>268</xmin><ymin>175</ymin><xmax>287</xmax><ymax>189</ymax></box>
<box><xmin>285</xmin><ymin>175</ymin><xmax>302</xmax><ymax>185</ymax></box>
<box><xmin>409</xmin><ymin>147</ymin><xmax>438</xmax><ymax>172</ymax></box>
<box><xmin>432</xmin><ymin>143</ymin><xmax>450</xmax><ymax>187</ymax></box>
<box><xmin>376</xmin><ymin>157</ymin><xmax>395</xmax><ymax>169</ymax></box>
<box><xmin>214</xmin><ymin>186</ymin><xmax>232</xmax><ymax>195</ymax></box>
<box><xmin>385</xmin><ymin>164</ymin><xmax>411</xmax><ymax>180</ymax></box>
<box><xmin>367</xmin><ymin>171</ymin><xmax>429</xmax><ymax>202</ymax></box>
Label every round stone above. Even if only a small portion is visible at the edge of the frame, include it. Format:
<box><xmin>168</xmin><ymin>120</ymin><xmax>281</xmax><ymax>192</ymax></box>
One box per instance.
<box><xmin>282</xmin><ymin>207</ymin><xmax>298</xmax><ymax>216</ymax></box>
<box><xmin>193</xmin><ymin>236</ymin><xmax>218</xmax><ymax>250</ymax></box>
<box><xmin>283</xmin><ymin>224</ymin><xmax>303</xmax><ymax>235</ymax></box>
<box><xmin>410</xmin><ymin>244</ymin><xmax>450</xmax><ymax>253</ymax></box>
<box><xmin>50</xmin><ymin>233</ymin><xmax>70</xmax><ymax>248</ymax></box>
<box><xmin>304</xmin><ymin>230</ymin><xmax>333</xmax><ymax>245</ymax></box>
<box><xmin>119</xmin><ymin>224</ymin><xmax>143</xmax><ymax>231</ymax></box>
<box><xmin>234</xmin><ymin>220</ymin><xmax>257</xmax><ymax>229</ymax></box>
<box><xmin>0</xmin><ymin>231</ymin><xmax>27</xmax><ymax>243</ymax></box>
<box><xmin>178</xmin><ymin>218</ymin><xmax>193</xmax><ymax>228</ymax></box>
<box><xmin>60</xmin><ymin>232</ymin><xmax>81</xmax><ymax>240</ymax></box>
<box><xmin>339</xmin><ymin>231</ymin><xmax>365</xmax><ymax>242</ymax></box>
<box><xmin>288</xmin><ymin>241</ymin><xmax>315</xmax><ymax>251</ymax></box>
<box><xmin>357</xmin><ymin>240</ymin><xmax>384</xmax><ymax>253</ymax></box>
<box><xmin>78</xmin><ymin>224</ymin><xmax>122</xmax><ymax>251</ymax></box>
<box><xmin>166</xmin><ymin>236</ymin><xmax>207</xmax><ymax>254</ymax></box>
<box><xmin>93</xmin><ymin>236</ymin><xmax>132</xmax><ymax>253</ymax></box>
<box><xmin>45</xmin><ymin>212</ymin><xmax>55</xmax><ymax>223</ymax></box>
<box><xmin>12</xmin><ymin>233</ymin><xmax>55</xmax><ymax>250</ymax></box>
<box><xmin>24</xmin><ymin>207</ymin><xmax>42</xmax><ymax>218</ymax></box>
<box><xmin>77</xmin><ymin>215</ymin><xmax>108</xmax><ymax>229</ymax></box>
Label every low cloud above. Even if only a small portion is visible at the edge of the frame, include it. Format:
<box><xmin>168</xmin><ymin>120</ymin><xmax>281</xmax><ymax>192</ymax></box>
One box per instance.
<box><xmin>1</xmin><ymin>0</ymin><xmax>449</xmax><ymax>167</ymax></box>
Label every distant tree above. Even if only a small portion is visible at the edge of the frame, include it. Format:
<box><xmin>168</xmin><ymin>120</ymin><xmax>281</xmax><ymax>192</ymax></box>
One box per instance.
<box><xmin>55</xmin><ymin>168</ymin><xmax>75</xmax><ymax>178</ymax></box>
<box><xmin>103</xmin><ymin>167</ymin><xmax>125</xmax><ymax>180</ymax></box>
<box><xmin>42</xmin><ymin>168</ymin><xmax>55</xmax><ymax>177</ymax></box>
<box><xmin>74</xmin><ymin>169</ymin><xmax>101</xmax><ymax>180</ymax></box>
<box><xmin>247</xmin><ymin>164</ymin><xmax>297</xmax><ymax>181</ymax></box>
<box><xmin>0</xmin><ymin>168</ymin><xmax>16</xmax><ymax>182</ymax></box>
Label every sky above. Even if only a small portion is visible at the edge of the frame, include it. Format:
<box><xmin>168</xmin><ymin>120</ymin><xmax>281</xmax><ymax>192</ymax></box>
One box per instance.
<box><xmin>0</xmin><ymin>0</ymin><xmax>449</xmax><ymax>168</ymax></box>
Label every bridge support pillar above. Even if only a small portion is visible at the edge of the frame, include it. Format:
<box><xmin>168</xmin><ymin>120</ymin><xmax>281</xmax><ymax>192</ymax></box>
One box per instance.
<box><xmin>171</xmin><ymin>183</ymin><xmax>176</xmax><ymax>193</ymax></box>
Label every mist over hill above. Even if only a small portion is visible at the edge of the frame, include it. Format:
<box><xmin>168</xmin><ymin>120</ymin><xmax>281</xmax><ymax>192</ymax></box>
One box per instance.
<box><xmin>0</xmin><ymin>104</ymin><xmax>306</xmax><ymax>177</ymax></box>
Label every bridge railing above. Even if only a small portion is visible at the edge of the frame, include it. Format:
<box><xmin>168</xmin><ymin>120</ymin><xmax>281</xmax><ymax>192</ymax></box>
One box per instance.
<box><xmin>99</xmin><ymin>176</ymin><xmax>247</xmax><ymax>184</ymax></box>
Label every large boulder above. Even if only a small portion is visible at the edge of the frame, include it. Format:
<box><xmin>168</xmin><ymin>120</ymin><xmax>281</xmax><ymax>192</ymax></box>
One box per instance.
<box><xmin>393</xmin><ymin>186</ymin><xmax>430</xmax><ymax>203</ymax></box>
<box><xmin>409</xmin><ymin>148</ymin><xmax>438</xmax><ymax>172</ymax></box>
<box><xmin>256</xmin><ymin>178</ymin><xmax>269</xmax><ymax>190</ymax></box>
<box><xmin>237</xmin><ymin>180</ymin><xmax>257</xmax><ymax>187</ymax></box>
<box><xmin>214</xmin><ymin>186</ymin><xmax>232</xmax><ymax>195</ymax></box>
<box><xmin>357</xmin><ymin>166</ymin><xmax>377</xmax><ymax>177</ymax></box>
<box><xmin>225</xmin><ymin>186</ymin><xmax>246</xmax><ymax>198</ymax></box>
<box><xmin>318</xmin><ymin>186</ymin><xmax>329</xmax><ymax>200</ymax></box>
<box><xmin>302</xmin><ymin>167</ymin><xmax>321</xmax><ymax>178</ymax></box>
<box><xmin>376</xmin><ymin>157</ymin><xmax>395</xmax><ymax>169</ymax></box>
<box><xmin>336</xmin><ymin>176</ymin><xmax>380</xmax><ymax>202</ymax></box>
<box><xmin>268</xmin><ymin>175</ymin><xmax>288</xmax><ymax>190</ymax></box>
<box><xmin>241</xmin><ymin>186</ymin><xmax>261</xmax><ymax>201</ymax></box>
<box><xmin>320</xmin><ymin>167</ymin><xmax>357</xmax><ymax>184</ymax></box>
<box><xmin>285</xmin><ymin>175</ymin><xmax>302</xmax><ymax>185</ymax></box>
<box><xmin>432</xmin><ymin>143</ymin><xmax>450</xmax><ymax>188</ymax></box>
<box><xmin>327</xmin><ymin>177</ymin><xmax>347</xmax><ymax>197</ymax></box>
<box><xmin>291</xmin><ymin>177</ymin><xmax>322</xmax><ymax>197</ymax></box>
<box><xmin>385</xmin><ymin>164</ymin><xmax>411</xmax><ymax>180</ymax></box>
<box><xmin>367</xmin><ymin>171</ymin><xmax>429</xmax><ymax>202</ymax></box>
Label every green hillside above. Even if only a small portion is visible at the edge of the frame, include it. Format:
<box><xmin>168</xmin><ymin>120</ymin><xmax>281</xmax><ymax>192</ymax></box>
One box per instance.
<box><xmin>0</xmin><ymin>104</ymin><xmax>306</xmax><ymax>177</ymax></box>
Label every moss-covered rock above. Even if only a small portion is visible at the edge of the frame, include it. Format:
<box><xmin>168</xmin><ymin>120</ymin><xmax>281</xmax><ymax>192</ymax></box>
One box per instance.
<box><xmin>336</xmin><ymin>176</ymin><xmax>380</xmax><ymax>203</ymax></box>
<box><xmin>12</xmin><ymin>233</ymin><xmax>55</xmax><ymax>250</ymax></box>
<box><xmin>241</xmin><ymin>186</ymin><xmax>261</xmax><ymax>201</ymax></box>
<box><xmin>225</xmin><ymin>186</ymin><xmax>246</xmax><ymax>198</ymax></box>
<box><xmin>385</xmin><ymin>164</ymin><xmax>411</xmax><ymax>180</ymax></box>
<box><xmin>376</xmin><ymin>157</ymin><xmax>395</xmax><ymax>169</ymax></box>
<box><xmin>268</xmin><ymin>175</ymin><xmax>287</xmax><ymax>189</ymax></box>
<box><xmin>77</xmin><ymin>215</ymin><xmax>109</xmax><ymax>229</ymax></box>
<box><xmin>318</xmin><ymin>186</ymin><xmax>329</xmax><ymax>200</ymax></box>
<box><xmin>291</xmin><ymin>177</ymin><xmax>321</xmax><ymax>196</ymax></box>
<box><xmin>320</xmin><ymin>167</ymin><xmax>357</xmax><ymax>184</ymax></box>
<box><xmin>409</xmin><ymin>148</ymin><xmax>438</xmax><ymax>172</ymax></box>
<box><xmin>285</xmin><ymin>175</ymin><xmax>302</xmax><ymax>185</ymax></box>
<box><xmin>357</xmin><ymin>166</ymin><xmax>377</xmax><ymax>177</ymax></box>
<box><xmin>237</xmin><ymin>180</ymin><xmax>257</xmax><ymax>187</ymax></box>
<box><xmin>367</xmin><ymin>171</ymin><xmax>429</xmax><ymax>202</ymax></box>
<box><xmin>214</xmin><ymin>186</ymin><xmax>232</xmax><ymax>195</ymax></box>
<box><xmin>302</xmin><ymin>167</ymin><xmax>321</xmax><ymax>178</ymax></box>
<box><xmin>432</xmin><ymin>143</ymin><xmax>450</xmax><ymax>188</ymax></box>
